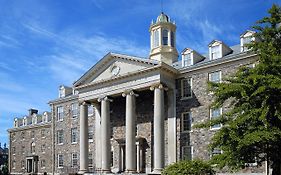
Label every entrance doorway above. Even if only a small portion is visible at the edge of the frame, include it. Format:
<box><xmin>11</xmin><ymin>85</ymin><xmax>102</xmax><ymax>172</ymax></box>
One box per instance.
<box><xmin>26</xmin><ymin>156</ymin><xmax>38</xmax><ymax>173</ymax></box>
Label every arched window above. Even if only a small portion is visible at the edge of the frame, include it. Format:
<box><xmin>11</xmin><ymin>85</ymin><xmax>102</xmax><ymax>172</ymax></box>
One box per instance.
<box><xmin>162</xmin><ymin>29</ymin><xmax>169</xmax><ymax>45</ymax></box>
<box><xmin>171</xmin><ymin>31</ymin><xmax>175</xmax><ymax>47</ymax></box>
<box><xmin>153</xmin><ymin>29</ymin><xmax>160</xmax><ymax>48</ymax></box>
<box><xmin>31</xmin><ymin>142</ymin><xmax>35</xmax><ymax>154</ymax></box>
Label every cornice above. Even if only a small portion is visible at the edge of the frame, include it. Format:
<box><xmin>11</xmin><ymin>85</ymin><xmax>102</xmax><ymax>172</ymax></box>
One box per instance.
<box><xmin>7</xmin><ymin>122</ymin><xmax>51</xmax><ymax>132</ymax></box>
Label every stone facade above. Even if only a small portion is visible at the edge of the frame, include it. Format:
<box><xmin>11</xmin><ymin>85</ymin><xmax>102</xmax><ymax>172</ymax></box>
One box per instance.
<box><xmin>8</xmin><ymin>12</ymin><xmax>267</xmax><ymax>175</ymax></box>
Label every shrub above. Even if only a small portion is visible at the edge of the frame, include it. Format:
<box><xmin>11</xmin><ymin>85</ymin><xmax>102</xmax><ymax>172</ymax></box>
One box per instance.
<box><xmin>162</xmin><ymin>159</ymin><xmax>215</xmax><ymax>175</ymax></box>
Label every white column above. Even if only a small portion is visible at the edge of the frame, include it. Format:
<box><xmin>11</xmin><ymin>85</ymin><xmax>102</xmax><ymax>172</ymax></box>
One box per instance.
<box><xmin>136</xmin><ymin>142</ymin><xmax>140</xmax><ymax>173</ymax></box>
<box><xmin>98</xmin><ymin>96</ymin><xmax>112</xmax><ymax>173</ymax></box>
<box><xmin>93</xmin><ymin>103</ymin><xmax>101</xmax><ymax>171</ymax></box>
<box><xmin>79</xmin><ymin>101</ymin><xmax>89</xmax><ymax>174</ymax></box>
<box><xmin>150</xmin><ymin>84</ymin><xmax>165</xmax><ymax>173</ymax></box>
<box><xmin>122</xmin><ymin>90</ymin><xmax>138</xmax><ymax>173</ymax></box>
<box><xmin>167</xmin><ymin>89</ymin><xmax>177</xmax><ymax>163</ymax></box>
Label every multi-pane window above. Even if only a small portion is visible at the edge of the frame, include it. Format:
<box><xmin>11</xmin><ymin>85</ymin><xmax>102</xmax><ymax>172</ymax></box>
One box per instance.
<box><xmin>211</xmin><ymin>148</ymin><xmax>222</xmax><ymax>157</ymax></box>
<box><xmin>210</xmin><ymin>108</ymin><xmax>222</xmax><ymax>130</ymax></box>
<box><xmin>57</xmin><ymin>106</ymin><xmax>64</xmax><ymax>121</ymax></box>
<box><xmin>21</xmin><ymin>160</ymin><xmax>25</xmax><ymax>169</ymax></box>
<box><xmin>162</xmin><ymin>29</ymin><xmax>169</xmax><ymax>45</ymax></box>
<box><xmin>71</xmin><ymin>128</ymin><xmax>78</xmax><ymax>143</ymax></box>
<box><xmin>182</xmin><ymin>53</ymin><xmax>191</xmax><ymax>67</ymax></box>
<box><xmin>181</xmin><ymin>78</ymin><xmax>192</xmax><ymax>98</ymax></box>
<box><xmin>182</xmin><ymin>146</ymin><xmax>193</xmax><ymax>160</ymax></box>
<box><xmin>58</xmin><ymin>154</ymin><xmax>63</xmax><ymax>168</ymax></box>
<box><xmin>31</xmin><ymin>142</ymin><xmax>35</xmax><ymax>154</ymax></box>
<box><xmin>71</xmin><ymin>103</ymin><xmax>78</xmax><ymax>118</ymax></box>
<box><xmin>171</xmin><ymin>31</ymin><xmax>174</xmax><ymax>47</ymax></box>
<box><xmin>88</xmin><ymin>153</ymin><xmax>93</xmax><ymax>168</ymax></box>
<box><xmin>57</xmin><ymin>130</ymin><xmax>64</xmax><ymax>144</ymax></box>
<box><xmin>41</xmin><ymin>159</ymin><xmax>46</xmax><ymax>169</ymax></box>
<box><xmin>242</xmin><ymin>36</ymin><xmax>252</xmax><ymax>52</ymax></box>
<box><xmin>71</xmin><ymin>153</ymin><xmax>78</xmax><ymax>167</ymax></box>
<box><xmin>153</xmin><ymin>29</ymin><xmax>160</xmax><ymax>48</ymax></box>
<box><xmin>88</xmin><ymin>126</ymin><xmax>94</xmax><ymax>142</ymax></box>
<box><xmin>88</xmin><ymin>105</ymin><xmax>94</xmax><ymax>116</ymax></box>
<box><xmin>181</xmin><ymin>112</ymin><xmax>192</xmax><ymax>132</ymax></box>
<box><xmin>209</xmin><ymin>71</ymin><xmax>221</xmax><ymax>83</ymax></box>
<box><xmin>211</xmin><ymin>45</ymin><xmax>220</xmax><ymax>59</ymax></box>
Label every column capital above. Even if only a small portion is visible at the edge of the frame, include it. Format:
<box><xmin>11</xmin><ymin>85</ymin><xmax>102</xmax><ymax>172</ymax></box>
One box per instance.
<box><xmin>122</xmin><ymin>90</ymin><xmax>139</xmax><ymax>97</ymax></box>
<box><xmin>78</xmin><ymin>100</ymin><xmax>91</xmax><ymax>106</ymax></box>
<box><xmin>97</xmin><ymin>96</ymin><xmax>113</xmax><ymax>102</ymax></box>
<box><xmin>150</xmin><ymin>83</ymin><xmax>168</xmax><ymax>91</ymax></box>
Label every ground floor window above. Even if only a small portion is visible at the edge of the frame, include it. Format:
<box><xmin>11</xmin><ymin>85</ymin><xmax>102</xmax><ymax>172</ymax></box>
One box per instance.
<box><xmin>88</xmin><ymin>153</ymin><xmax>93</xmax><ymax>168</ymax></box>
<box><xmin>71</xmin><ymin>153</ymin><xmax>78</xmax><ymax>167</ymax></box>
<box><xmin>181</xmin><ymin>145</ymin><xmax>193</xmax><ymax>160</ymax></box>
<box><xmin>58</xmin><ymin>154</ymin><xmax>64</xmax><ymax>168</ymax></box>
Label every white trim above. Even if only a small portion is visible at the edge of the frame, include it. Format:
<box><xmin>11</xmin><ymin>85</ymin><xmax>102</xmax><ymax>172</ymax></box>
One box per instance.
<box><xmin>181</xmin><ymin>77</ymin><xmax>193</xmax><ymax>99</ymax></box>
<box><xmin>181</xmin><ymin>112</ymin><xmax>192</xmax><ymax>132</ymax></box>
<box><xmin>57</xmin><ymin>154</ymin><xmax>63</xmax><ymax>168</ymax></box>
<box><xmin>181</xmin><ymin>145</ymin><xmax>193</xmax><ymax>160</ymax></box>
<box><xmin>210</xmin><ymin>107</ymin><xmax>223</xmax><ymax>130</ymax></box>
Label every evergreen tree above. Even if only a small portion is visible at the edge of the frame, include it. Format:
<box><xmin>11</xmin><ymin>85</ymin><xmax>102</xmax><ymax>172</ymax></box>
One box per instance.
<box><xmin>196</xmin><ymin>4</ymin><xmax>281</xmax><ymax>175</ymax></box>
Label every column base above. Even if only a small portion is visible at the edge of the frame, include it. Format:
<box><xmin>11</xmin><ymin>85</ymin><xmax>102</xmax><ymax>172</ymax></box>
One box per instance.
<box><xmin>125</xmin><ymin>169</ymin><xmax>137</xmax><ymax>173</ymax></box>
<box><xmin>100</xmin><ymin>169</ymin><xmax>112</xmax><ymax>173</ymax></box>
<box><xmin>78</xmin><ymin>169</ymin><xmax>88</xmax><ymax>174</ymax></box>
<box><xmin>149</xmin><ymin>168</ymin><xmax>163</xmax><ymax>174</ymax></box>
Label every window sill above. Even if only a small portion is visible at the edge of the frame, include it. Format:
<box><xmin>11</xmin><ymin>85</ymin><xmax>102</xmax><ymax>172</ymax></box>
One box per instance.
<box><xmin>57</xmin><ymin>143</ymin><xmax>64</xmax><ymax>146</ymax></box>
<box><xmin>71</xmin><ymin>142</ymin><xmax>77</xmax><ymax>145</ymax></box>
<box><xmin>180</xmin><ymin>96</ymin><xmax>192</xmax><ymax>100</ymax></box>
<box><xmin>210</xmin><ymin>127</ymin><xmax>221</xmax><ymax>131</ymax></box>
<box><xmin>181</xmin><ymin>130</ymin><xmax>193</xmax><ymax>134</ymax></box>
<box><xmin>58</xmin><ymin>166</ymin><xmax>63</xmax><ymax>169</ymax></box>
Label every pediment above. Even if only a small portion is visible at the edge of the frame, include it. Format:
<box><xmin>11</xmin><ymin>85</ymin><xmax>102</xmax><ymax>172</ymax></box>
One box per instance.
<box><xmin>74</xmin><ymin>53</ymin><xmax>158</xmax><ymax>86</ymax></box>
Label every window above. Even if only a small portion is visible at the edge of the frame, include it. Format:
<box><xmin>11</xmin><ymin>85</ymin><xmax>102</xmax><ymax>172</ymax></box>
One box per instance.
<box><xmin>182</xmin><ymin>146</ymin><xmax>193</xmax><ymax>160</ymax></box>
<box><xmin>153</xmin><ymin>29</ymin><xmax>160</xmax><ymax>48</ymax></box>
<box><xmin>162</xmin><ymin>29</ymin><xmax>168</xmax><ymax>45</ymax></box>
<box><xmin>182</xmin><ymin>53</ymin><xmax>191</xmax><ymax>67</ymax></box>
<box><xmin>21</xmin><ymin>145</ymin><xmax>25</xmax><ymax>154</ymax></box>
<box><xmin>241</xmin><ymin>36</ymin><xmax>253</xmax><ymax>52</ymax></box>
<box><xmin>171</xmin><ymin>31</ymin><xmax>175</xmax><ymax>47</ymax></box>
<box><xmin>57</xmin><ymin>130</ymin><xmax>64</xmax><ymax>144</ymax></box>
<box><xmin>181</xmin><ymin>112</ymin><xmax>192</xmax><ymax>132</ymax></box>
<box><xmin>57</xmin><ymin>106</ymin><xmax>64</xmax><ymax>121</ymax></box>
<box><xmin>41</xmin><ymin>144</ymin><xmax>46</xmax><ymax>153</ymax></box>
<box><xmin>88</xmin><ymin>125</ymin><xmax>94</xmax><ymax>142</ymax></box>
<box><xmin>21</xmin><ymin>160</ymin><xmax>25</xmax><ymax>169</ymax></box>
<box><xmin>71</xmin><ymin>128</ymin><xmax>78</xmax><ymax>143</ymax></box>
<box><xmin>181</xmin><ymin>78</ymin><xmax>192</xmax><ymax>98</ymax></box>
<box><xmin>71</xmin><ymin>103</ymin><xmax>78</xmax><ymax>118</ymax></box>
<box><xmin>210</xmin><ymin>108</ymin><xmax>222</xmax><ymax>130</ymax></box>
<box><xmin>41</xmin><ymin>129</ymin><xmax>46</xmax><ymax>137</ymax></box>
<box><xmin>88</xmin><ymin>153</ymin><xmax>93</xmax><ymax>168</ymax></box>
<box><xmin>31</xmin><ymin>142</ymin><xmax>35</xmax><ymax>154</ymax></box>
<box><xmin>209</xmin><ymin>71</ymin><xmax>221</xmax><ymax>83</ymax></box>
<box><xmin>71</xmin><ymin>153</ymin><xmax>78</xmax><ymax>167</ymax></box>
<box><xmin>58</xmin><ymin>154</ymin><xmax>63</xmax><ymax>168</ymax></box>
<box><xmin>211</xmin><ymin>45</ymin><xmax>220</xmax><ymax>59</ymax></box>
<box><xmin>88</xmin><ymin>105</ymin><xmax>94</xmax><ymax>116</ymax></box>
<box><xmin>211</xmin><ymin>148</ymin><xmax>222</xmax><ymax>157</ymax></box>
<box><xmin>41</xmin><ymin>159</ymin><xmax>46</xmax><ymax>169</ymax></box>
<box><xmin>30</xmin><ymin>130</ymin><xmax>35</xmax><ymax>138</ymax></box>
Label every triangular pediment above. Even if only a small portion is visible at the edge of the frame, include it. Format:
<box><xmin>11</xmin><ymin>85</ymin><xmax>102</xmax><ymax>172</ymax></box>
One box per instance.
<box><xmin>74</xmin><ymin>53</ymin><xmax>158</xmax><ymax>87</ymax></box>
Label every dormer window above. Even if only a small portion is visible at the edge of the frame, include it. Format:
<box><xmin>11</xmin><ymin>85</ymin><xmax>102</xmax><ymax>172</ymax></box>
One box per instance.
<box><xmin>181</xmin><ymin>48</ymin><xmax>204</xmax><ymax>67</ymax></box>
<box><xmin>182</xmin><ymin>53</ymin><xmax>191</xmax><ymax>67</ymax></box>
<box><xmin>162</xmin><ymin>29</ymin><xmax>169</xmax><ymax>45</ymax></box>
<box><xmin>211</xmin><ymin>45</ymin><xmax>220</xmax><ymax>60</ymax></box>
<box><xmin>240</xmin><ymin>30</ymin><xmax>256</xmax><ymax>52</ymax></box>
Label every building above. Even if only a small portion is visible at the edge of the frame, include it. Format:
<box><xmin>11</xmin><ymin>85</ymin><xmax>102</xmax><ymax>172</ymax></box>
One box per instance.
<box><xmin>8</xmin><ymin>12</ymin><xmax>264</xmax><ymax>175</ymax></box>
<box><xmin>0</xmin><ymin>142</ymin><xmax>8</xmax><ymax>170</ymax></box>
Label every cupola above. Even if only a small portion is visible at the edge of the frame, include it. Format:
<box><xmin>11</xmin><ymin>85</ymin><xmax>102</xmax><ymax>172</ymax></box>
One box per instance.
<box><xmin>149</xmin><ymin>12</ymin><xmax>178</xmax><ymax>65</ymax></box>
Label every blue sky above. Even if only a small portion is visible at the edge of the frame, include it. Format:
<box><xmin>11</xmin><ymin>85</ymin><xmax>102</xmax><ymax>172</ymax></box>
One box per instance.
<box><xmin>0</xmin><ymin>0</ymin><xmax>280</xmax><ymax>145</ymax></box>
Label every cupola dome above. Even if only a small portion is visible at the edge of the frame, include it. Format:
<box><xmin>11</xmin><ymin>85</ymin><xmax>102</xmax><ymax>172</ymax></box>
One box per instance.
<box><xmin>156</xmin><ymin>12</ymin><xmax>170</xmax><ymax>23</ymax></box>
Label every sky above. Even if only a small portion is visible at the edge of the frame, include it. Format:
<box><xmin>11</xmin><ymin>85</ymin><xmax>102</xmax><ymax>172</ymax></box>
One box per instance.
<box><xmin>0</xmin><ymin>0</ymin><xmax>280</xmax><ymax>145</ymax></box>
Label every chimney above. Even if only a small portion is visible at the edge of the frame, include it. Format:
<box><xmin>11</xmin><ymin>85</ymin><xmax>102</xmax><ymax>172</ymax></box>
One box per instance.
<box><xmin>29</xmin><ymin>109</ymin><xmax>38</xmax><ymax>116</ymax></box>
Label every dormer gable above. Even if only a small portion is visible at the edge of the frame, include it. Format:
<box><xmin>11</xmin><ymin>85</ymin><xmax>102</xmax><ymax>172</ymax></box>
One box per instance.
<box><xmin>59</xmin><ymin>85</ymin><xmax>73</xmax><ymax>98</ymax></box>
<box><xmin>240</xmin><ymin>30</ymin><xmax>256</xmax><ymax>52</ymax></box>
<box><xmin>181</xmin><ymin>48</ymin><xmax>205</xmax><ymax>67</ymax></box>
<box><xmin>208</xmin><ymin>40</ymin><xmax>232</xmax><ymax>60</ymax></box>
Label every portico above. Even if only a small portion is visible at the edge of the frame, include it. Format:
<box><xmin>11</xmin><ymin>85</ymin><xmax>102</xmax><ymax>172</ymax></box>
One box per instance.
<box><xmin>74</xmin><ymin>53</ymin><xmax>178</xmax><ymax>174</ymax></box>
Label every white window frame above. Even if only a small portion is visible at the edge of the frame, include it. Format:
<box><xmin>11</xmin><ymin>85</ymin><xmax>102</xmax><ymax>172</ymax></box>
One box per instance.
<box><xmin>210</xmin><ymin>148</ymin><xmax>222</xmax><ymax>158</ymax></box>
<box><xmin>210</xmin><ymin>45</ymin><xmax>221</xmax><ymax>60</ymax></box>
<box><xmin>241</xmin><ymin>36</ymin><xmax>254</xmax><ymax>52</ymax></box>
<box><xmin>71</xmin><ymin>153</ymin><xmax>78</xmax><ymax>167</ymax></box>
<box><xmin>182</xmin><ymin>53</ymin><xmax>192</xmax><ymax>67</ymax></box>
<box><xmin>58</xmin><ymin>154</ymin><xmax>63</xmax><ymax>168</ymax></box>
<box><xmin>71</xmin><ymin>128</ymin><xmax>78</xmax><ymax>144</ymax></box>
<box><xmin>57</xmin><ymin>130</ymin><xmax>64</xmax><ymax>145</ymax></box>
<box><xmin>181</xmin><ymin>78</ymin><xmax>192</xmax><ymax>99</ymax></box>
<box><xmin>57</xmin><ymin>106</ymin><xmax>64</xmax><ymax>121</ymax></box>
<box><xmin>181</xmin><ymin>112</ymin><xmax>192</xmax><ymax>132</ymax></box>
<box><xmin>162</xmin><ymin>28</ymin><xmax>169</xmax><ymax>46</ymax></box>
<box><xmin>181</xmin><ymin>145</ymin><xmax>193</xmax><ymax>160</ymax></box>
<box><xmin>153</xmin><ymin>29</ymin><xmax>160</xmax><ymax>48</ymax></box>
<box><xmin>71</xmin><ymin>103</ymin><xmax>78</xmax><ymax>118</ymax></box>
<box><xmin>210</xmin><ymin>108</ymin><xmax>222</xmax><ymax>130</ymax></box>
<box><xmin>209</xmin><ymin>71</ymin><xmax>222</xmax><ymax>83</ymax></box>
